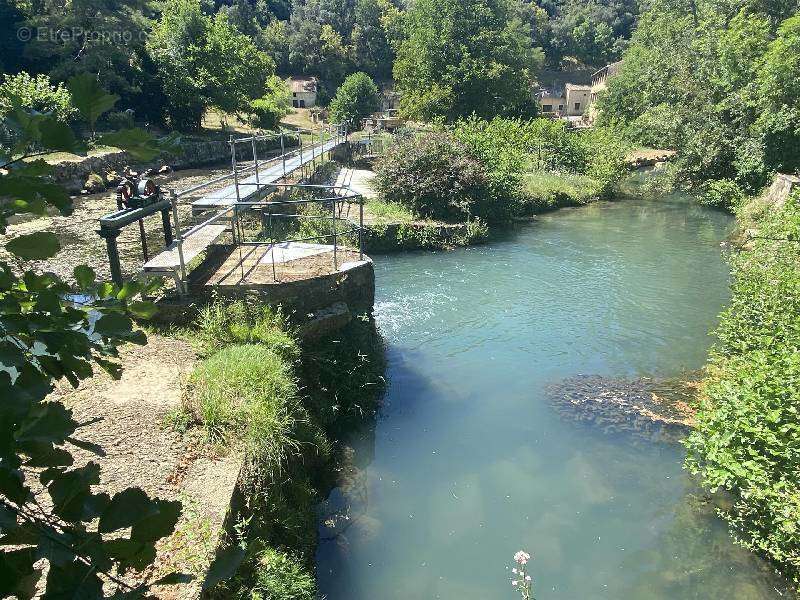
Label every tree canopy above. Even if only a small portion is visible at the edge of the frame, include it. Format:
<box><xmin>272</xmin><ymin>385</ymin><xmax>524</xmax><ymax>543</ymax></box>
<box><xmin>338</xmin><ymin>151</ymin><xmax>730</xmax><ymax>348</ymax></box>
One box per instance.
<box><xmin>393</xmin><ymin>0</ymin><xmax>544</xmax><ymax>121</ymax></box>
<box><xmin>597</xmin><ymin>0</ymin><xmax>800</xmax><ymax>191</ymax></box>
<box><xmin>147</xmin><ymin>0</ymin><xmax>276</xmax><ymax>130</ymax></box>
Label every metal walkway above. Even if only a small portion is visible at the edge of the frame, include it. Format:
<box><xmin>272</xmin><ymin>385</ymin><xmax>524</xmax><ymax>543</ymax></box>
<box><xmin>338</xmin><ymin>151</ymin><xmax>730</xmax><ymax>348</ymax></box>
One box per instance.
<box><xmin>191</xmin><ymin>137</ymin><xmax>343</xmax><ymax>213</ymax></box>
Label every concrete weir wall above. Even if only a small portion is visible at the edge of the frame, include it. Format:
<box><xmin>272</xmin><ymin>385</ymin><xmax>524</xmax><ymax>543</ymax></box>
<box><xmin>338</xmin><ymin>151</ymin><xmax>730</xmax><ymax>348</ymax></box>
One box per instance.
<box><xmin>214</xmin><ymin>259</ymin><xmax>375</xmax><ymax>314</ymax></box>
<box><xmin>157</xmin><ymin>258</ymin><xmax>376</xmax><ymax>338</ymax></box>
<box><xmin>216</xmin><ymin>259</ymin><xmax>376</xmax><ymax>339</ymax></box>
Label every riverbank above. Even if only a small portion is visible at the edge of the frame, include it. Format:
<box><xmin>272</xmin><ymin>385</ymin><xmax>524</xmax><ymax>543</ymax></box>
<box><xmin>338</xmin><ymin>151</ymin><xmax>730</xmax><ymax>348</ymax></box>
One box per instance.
<box><xmin>685</xmin><ymin>186</ymin><xmax>800</xmax><ymax>589</ymax></box>
<box><xmin>190</xmin><ymin>300</ymin><xmax>385</xmax><ymax>598</ymax></box>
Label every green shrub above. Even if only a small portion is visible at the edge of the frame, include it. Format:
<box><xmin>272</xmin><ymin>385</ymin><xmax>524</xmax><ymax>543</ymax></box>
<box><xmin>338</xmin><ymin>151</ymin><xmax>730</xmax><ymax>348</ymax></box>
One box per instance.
<box><xmin>329</xmin><ymin>72</ymin><xmax>380</xmax><ymax>126</ymax></box>
<box><xmin>374</xmin><ymin>130</ymin><xmax>492</xmax><ymax>222</ymax></box>
<box><xmin>521</xmin><ymin>171</ymin><xmax>603</xmax><ymax>213</ymax></box>
<box><xmin>186</xmin><ymin>344</ymin><xmax>303</xmax><ymax>461</ymax></box>
<box><xmin>249</xmin><ymin>76</ymin><xmax>291</xmax><ymax>130</ymax></box>
<box><xmin>697</xmin><ymin>178</ymin><xmax>746</xmax><ymax>211</ymax></box>
<box><xmin>250</xmin><ymin>547</ymin><xmax>316</xmax><ymax>600</ymax></box>
<box><xmin>104</xmin><ymin>110</ymin><xmax>135</xmax><ymax>130</ymax></box>
<box><xmin>685</xmin><ymin>190</ymin><xmax>800</xmax><ymax>584</ymax></box>
<box><xmin>0</xmin><ymin>71</ymin><xmax>76</xmax><ymax>121</ymax></box>
<box><xmin>196</xmin><ymin>299</ymin><xmax>298</xmax><ymax>358</ymax></box>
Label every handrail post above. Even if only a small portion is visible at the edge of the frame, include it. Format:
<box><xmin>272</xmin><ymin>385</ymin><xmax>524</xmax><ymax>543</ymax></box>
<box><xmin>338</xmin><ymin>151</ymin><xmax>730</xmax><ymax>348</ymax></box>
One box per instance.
<box><xmin>331</xmin><ymin>197</ymin><xmax>338</xmax><ymax>271</ymax></box>
<box><xmin>230</xmin><ymin>136</ymin><xmax>242</xmax><ymax>244</ymax></box>
<box><xmin>251</xmin><ymin>137</ymin><xmax>260</xmax><ymax>189</ymax></box>
<box><xmin>280</xmin><ymin>131</ymin><xmax>286</xmax><ymax>178</ymax></box>
<box><xmin>299</xmin><ymin>133</ymin><xmax>304</xmax><ymax>177</ymax></box>
<box><xmin>358</xmin><ymin>193</ymin><xmax>364</xmax><ymax>261</ymax></box>
<box><xmin>170</xmin><ymin>190</ymin><xmax>187</xmax><ymax>295</ymax></box>
<box><xmin>311</xmin><ymin>129</ymin><xmax>316</xmax><ymax>173</ymax></box>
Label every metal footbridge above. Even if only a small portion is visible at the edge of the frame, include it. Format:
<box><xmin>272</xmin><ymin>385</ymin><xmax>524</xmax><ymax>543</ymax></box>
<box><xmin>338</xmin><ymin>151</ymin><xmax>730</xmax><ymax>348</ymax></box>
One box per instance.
<box><xmin>190</xmin><ymin>125</ymin><xmax>347</xmax><ymax>213</ymax></box>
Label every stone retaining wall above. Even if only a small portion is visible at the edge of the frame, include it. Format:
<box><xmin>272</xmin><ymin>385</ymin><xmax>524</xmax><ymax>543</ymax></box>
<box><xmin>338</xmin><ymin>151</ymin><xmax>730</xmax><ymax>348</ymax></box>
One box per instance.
<box><xmin>763</xmin><ymin>173</ymin><xmax>800</xmax><ymax>209</ymax></box>
<box><xmin>52</xmin><ymin>135</ymin><xmax>299</xmax><ymax>192</ymax></box>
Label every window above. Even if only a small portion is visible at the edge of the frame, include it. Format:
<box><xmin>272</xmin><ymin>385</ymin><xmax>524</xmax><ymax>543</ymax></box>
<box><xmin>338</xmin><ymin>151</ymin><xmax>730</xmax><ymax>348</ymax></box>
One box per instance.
<box><xmin>299</xmin><ymin>99</ymin><xmax>306</xmax><ymax>108</ymax></box>
<box><xmin>542</xmin><ymin>104</ymin><xmax>552</xmax><ymax>112</ymax></box>
<box><xmin>558</xmin><ymin>105</ymin><xmax>563</xmax><ymax>111</ymax></box>
<box><xmin>575</xmin><ymin>102</ymin><xmax>581</xmax><ymax>111</ymax></box>
<box><xmin>292</xmin><ymin>100</ymin><xmax>299</xmax><ymax>108</ymax></box>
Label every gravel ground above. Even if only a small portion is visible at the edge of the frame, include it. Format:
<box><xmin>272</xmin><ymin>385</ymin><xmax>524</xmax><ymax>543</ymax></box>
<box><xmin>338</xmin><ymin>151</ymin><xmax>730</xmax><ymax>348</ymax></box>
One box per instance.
<box><xmin>2</xmin><ymin>164</ymin><xmax>234</xmax><ymax>283</ymax></box>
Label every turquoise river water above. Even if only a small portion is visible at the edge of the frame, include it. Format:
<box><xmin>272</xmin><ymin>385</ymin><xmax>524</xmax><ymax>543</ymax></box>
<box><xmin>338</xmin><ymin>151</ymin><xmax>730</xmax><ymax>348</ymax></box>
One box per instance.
<box><xmin>316</xmin><ymin>191</ymin><xmax>788</xmax><ymax>599</ymax></box>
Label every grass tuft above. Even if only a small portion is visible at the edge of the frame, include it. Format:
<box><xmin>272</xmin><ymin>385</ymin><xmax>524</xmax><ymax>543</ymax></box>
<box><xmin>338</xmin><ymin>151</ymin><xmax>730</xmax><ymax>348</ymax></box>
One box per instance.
<box><xmin>521</xmin><ymin>171</ymin><xmax>604</xmax><ymax>213</ymax></box>
<box><xmin>250</xmin><ymin>547</ymin><xmax>316</xmax><ymax>600</ymax></box>
<box><xmin>186</xmin><ymin>344</ymin><xmax>304</xmax><ymax>463</ymax></box>
<box><xmin>366</xmin><ymin>199</ymin><xmax>416</xmax><ymax>224</ymax></box>
<box><xmin>196</xmin><ymin>300</ymin><xmax>298</xmax><ymax>359</ymax></box>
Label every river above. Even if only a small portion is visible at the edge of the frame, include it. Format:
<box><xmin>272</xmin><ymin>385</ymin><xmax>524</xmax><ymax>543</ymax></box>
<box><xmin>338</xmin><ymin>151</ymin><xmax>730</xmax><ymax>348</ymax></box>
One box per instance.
<box><xmin>316</xmin><ymin>190</ymin><xmax>787</xmax><ymax>599</ymax></box>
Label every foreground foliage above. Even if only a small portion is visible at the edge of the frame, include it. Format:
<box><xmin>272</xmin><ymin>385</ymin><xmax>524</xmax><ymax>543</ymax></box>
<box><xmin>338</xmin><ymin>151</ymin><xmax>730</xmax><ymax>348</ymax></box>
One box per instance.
<box><xmin>685</xmin><ymin>191</ymin><xmax>800</xmax><ymax>585</ymax></box>
<box><xmin>1</xmin><ymin>78</ymin><xmax>187</xmax><ymax>596</ymax></box>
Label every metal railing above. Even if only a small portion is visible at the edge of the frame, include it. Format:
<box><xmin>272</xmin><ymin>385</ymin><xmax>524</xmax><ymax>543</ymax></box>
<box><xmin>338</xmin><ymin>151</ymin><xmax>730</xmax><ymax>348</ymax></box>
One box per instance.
<box><xmin>162</xmin><ymin>120</ymin><xmax>359</xmax><ymax>293</ymax></box>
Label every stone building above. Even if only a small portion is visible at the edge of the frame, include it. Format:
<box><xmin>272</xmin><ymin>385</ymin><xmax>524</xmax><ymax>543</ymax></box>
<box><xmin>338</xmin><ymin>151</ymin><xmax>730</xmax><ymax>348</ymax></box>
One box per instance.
<box><xmin>289</xmin><ymin>77</ymin><xmax>318</xmax><ymax>108</ymax></box>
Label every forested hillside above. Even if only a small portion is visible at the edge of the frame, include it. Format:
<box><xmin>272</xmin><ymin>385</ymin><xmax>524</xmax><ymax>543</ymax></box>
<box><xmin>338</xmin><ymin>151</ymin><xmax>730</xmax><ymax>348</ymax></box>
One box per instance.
<box><xmin>0</xmin><ymin>0</ymin><xmax>642</xmax><ymax>131</ymax></box>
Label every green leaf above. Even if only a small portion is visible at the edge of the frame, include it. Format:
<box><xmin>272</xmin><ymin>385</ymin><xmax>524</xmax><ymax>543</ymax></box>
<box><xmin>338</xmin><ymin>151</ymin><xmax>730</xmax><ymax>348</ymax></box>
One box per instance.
<box><xmin>41</xmin><ymin>463</ymin><xmax>101</xmax><ymax>522</ymax></box>
<box><xmin>0</xmin><ymin>504</ymin><xmax>17</xmax><ymax>532</ymax></box>
<box><xmin>12</xmin><ymin>159</ymin><xmax>54</xmax><ymax>177</ymax></box>
<box><xmin>94</xmin><ymin>312</ymin><xmax>133</xmax><ymax>337</ymax></box>
<box><xmin>0</xmin><ymin>174</ymin><xmax>72</xmax><ymax>215</ymax></box>
<box><xmin>66</xmin><ymin>73</ymin><xmax>119</xmax><ymax>131</ymax></box>
<box><xmin>99</xmin><ymin>128</ymin><xmax>163</xmax><ymax>161</ymax></box>
<box><xmin>5</xmin><ymin>232</ymin><xmax>61</xmax><ymax>260</ymax></box>
<box><xmin>128</xmin><ymin>301</ymin><xmax>158</xmax><ymax>320</ymax></box>
<box><xmin>73</xmin><ymin>265</ymin><xmax>96</xmax><ymax>289</ymax></box>
<box><xmin>0</xmin><ymin>548</ymin><xmax>38</xmax><ymax>598</ymax></box>
<box><xmin>43</xmin><ymin>560</ymin><xmax>103</xmax><ymax>600</ymax></box>
<box><xmin>38</xmin><ymin>118</ymin><xmax>78</xmax><ymax>152</ymax></box>
<box><xmin>16</xmin><ymin>402</ymin><xmax>77</xmax><ymax>445</ymax></box>
<box><xmin>116</xmin><ymin>280</ymin><xmax>142</xmax><ymax>301</ymax></box>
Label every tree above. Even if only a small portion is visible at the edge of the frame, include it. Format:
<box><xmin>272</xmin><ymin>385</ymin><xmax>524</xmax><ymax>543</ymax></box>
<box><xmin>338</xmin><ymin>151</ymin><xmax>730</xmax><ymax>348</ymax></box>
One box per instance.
<box><xmin>0</xmin><ymin>72</ymin><xmax>76</xmax><ymax>123</ymax></box>
<box><xmin>249</xmin><ymin>75</ymin><xmax>292</xmax><ymax>129</ymax></box>
<box><xmin>287</xmin><ymin>0</ymin><xmax>352</xmax><ymax>100</ymax></box>
<box><xmin>0</xmin><ymin>0</ymin><xmax>26</xmax><ymax>74</ymax></box>
<box><xmin>0</xmin><ymin>76</ymin><xmax>186</xmax><ymax>598</ymax></box>
<box><xmin>21</xmin><ymin>0</ymin><xmax>153</xmax><ymax>109</ymax></box>
<box><xmin>393</xmin><ymin>0</ymin><xmax>544</xmax><ymax>121</ymax></box>
<box><xmin>328</xmin><ymin>72</ymin><xmax>380</xmax><ymax>125</ymax></box>
<box><xmin>350</xmin><ymin>0</ymin><xmax>396</xmax><ymax>80</ymax></box>
<box><xmin>595</xmin><ymin>0</ymin><xmax>787</xmax><ymax>189</ymax></box>
<box><xmin>148</xmin><ymin>0</ymin><xmax>275</xmax><ymax>130</ymax></box>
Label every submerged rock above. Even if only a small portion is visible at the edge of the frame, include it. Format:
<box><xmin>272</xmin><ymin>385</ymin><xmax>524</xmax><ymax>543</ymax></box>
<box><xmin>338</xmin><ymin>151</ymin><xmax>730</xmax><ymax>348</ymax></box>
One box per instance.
<box><xmin>547</xmin><ymin>374</ymin><xmax>698</xmax><ymax>443</ymax></box>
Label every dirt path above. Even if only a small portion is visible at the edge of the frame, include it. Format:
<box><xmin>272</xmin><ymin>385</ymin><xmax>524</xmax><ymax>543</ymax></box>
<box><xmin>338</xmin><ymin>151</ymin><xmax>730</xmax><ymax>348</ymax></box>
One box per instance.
<box><xmin>2</xmin><ymin>165</ymin><xmax>233</xmax><ymax>283</ymax></box>
<box><xmin>48</xmin><ymin>333</ymin><xmax>242</xmax><ymax>598</ymax></box>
